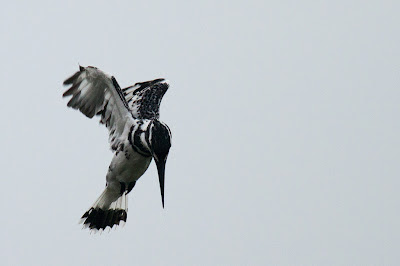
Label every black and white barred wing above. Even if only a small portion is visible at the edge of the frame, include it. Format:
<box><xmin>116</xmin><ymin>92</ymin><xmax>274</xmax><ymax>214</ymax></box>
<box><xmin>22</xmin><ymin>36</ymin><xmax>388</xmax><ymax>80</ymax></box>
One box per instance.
<box><xmin>122</xmin><ymin>78</ymin><xmax>169</xmax><ymax>119</ymax></box>
<box><xmin>63</xmin><ymin>66</ymin><xmax>132</xmax><ymax>150</ymax></box>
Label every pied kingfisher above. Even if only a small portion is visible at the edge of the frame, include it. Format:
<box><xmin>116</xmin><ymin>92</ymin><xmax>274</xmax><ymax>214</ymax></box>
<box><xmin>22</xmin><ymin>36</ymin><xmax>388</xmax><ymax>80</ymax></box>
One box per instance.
<box><xmin>62</xmin><ymin>66</ymin><xmax>172</xmax><ymax>231</ymax></box>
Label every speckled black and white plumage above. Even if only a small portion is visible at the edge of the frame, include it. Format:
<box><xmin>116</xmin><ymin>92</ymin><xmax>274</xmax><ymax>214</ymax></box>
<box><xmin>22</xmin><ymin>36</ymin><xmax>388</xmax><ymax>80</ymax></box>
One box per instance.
<box><xmin>122</xmin><ymin>78</ymin><xmax>168</xmax><ymax>119</ymax></box>
<box><xmin>63</xmin><ymin>66</ymin><xmax>172</xmax><ymax>232</ymax></box>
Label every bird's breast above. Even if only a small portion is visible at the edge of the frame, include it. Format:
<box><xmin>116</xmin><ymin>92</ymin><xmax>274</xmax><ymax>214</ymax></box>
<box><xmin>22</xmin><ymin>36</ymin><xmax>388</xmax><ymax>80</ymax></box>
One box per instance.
<box><xmin>108</xmin><ymin>143</ymin><xmax>152</xmax><ymax>184</ymax></box>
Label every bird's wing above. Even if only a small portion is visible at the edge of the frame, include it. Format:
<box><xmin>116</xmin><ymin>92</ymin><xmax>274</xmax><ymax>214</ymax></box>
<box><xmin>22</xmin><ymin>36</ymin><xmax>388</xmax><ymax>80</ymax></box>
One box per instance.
<box><xmin>63</xmin><ymin>66</ymin><xmax>133</xmax><ymax>151</ymax></box>
<box><xmin>121</xmin><ymin>78</ymin><xmax>169</xmax><ymax>119</ymax></box>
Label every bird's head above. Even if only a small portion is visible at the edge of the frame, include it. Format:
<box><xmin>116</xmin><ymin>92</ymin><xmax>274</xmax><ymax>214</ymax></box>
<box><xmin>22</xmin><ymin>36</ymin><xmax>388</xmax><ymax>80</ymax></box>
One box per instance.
<box><xmin>150</xmin><ymin>120</ymin><xmax>172</xmax><ymax>208</ymax></box>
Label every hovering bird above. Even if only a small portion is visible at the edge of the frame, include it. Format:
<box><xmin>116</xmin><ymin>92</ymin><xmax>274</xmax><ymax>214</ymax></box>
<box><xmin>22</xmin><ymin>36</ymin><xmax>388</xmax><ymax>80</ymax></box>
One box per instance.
<box><xmin>62</xmin><ymin>66</ymin><xmax>172</xmax><ymax>231</ymax></box>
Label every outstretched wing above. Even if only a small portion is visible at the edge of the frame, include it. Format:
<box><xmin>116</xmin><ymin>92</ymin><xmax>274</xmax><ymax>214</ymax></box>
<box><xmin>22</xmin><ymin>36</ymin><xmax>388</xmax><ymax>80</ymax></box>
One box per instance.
<box><xmin>63</xmin><ymin>66</ymin><xmax>133</xmax><ymax>150</ymax></box>
<box><xmin>122</xmin><ymin>78</ymin><xmax>169</xmax><ymax>120</ymax></box>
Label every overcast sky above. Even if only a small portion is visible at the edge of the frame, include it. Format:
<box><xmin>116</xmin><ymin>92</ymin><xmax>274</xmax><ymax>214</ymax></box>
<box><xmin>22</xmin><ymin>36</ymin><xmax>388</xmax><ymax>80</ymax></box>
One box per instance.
<box><xmin>1</xmin><ymin>0</ymin><xmax>399</xmax><ymax>265</ymax></box>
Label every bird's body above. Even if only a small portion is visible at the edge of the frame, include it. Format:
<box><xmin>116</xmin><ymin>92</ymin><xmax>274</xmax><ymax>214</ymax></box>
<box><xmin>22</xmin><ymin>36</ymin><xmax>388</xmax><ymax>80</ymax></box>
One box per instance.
<box><xmin>62</xmin><ymin>66</ymin><xmax>171</xmax><ymax>231</ymax></box>
<box><xmin>108</xmin><ymin>122</ymin><xmax>152</xmax><ymax>186</ymax></box>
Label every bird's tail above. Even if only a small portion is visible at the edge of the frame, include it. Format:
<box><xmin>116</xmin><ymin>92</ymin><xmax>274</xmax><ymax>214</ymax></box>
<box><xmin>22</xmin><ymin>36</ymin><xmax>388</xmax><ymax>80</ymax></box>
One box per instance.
<box><xmin>79</xmin><ymin>186</ymin><xmax>129</xmax><ymax>231</ymax></box>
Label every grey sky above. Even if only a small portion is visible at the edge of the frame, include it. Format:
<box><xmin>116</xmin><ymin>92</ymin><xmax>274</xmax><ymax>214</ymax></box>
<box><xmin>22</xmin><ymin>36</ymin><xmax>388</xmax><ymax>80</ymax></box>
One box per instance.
<box><xmin>1</xmin><ymin>0</ymin><xmax>399</xmax><ymax>265</ymax></box>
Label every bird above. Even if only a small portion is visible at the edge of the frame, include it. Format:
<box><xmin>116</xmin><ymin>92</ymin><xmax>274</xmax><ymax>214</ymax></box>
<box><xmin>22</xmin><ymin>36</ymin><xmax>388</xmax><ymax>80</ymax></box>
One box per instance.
<box><xmin>62</xmin><ymin>66</ymin><xmax>172</xmax><ymax>231</ymax></box>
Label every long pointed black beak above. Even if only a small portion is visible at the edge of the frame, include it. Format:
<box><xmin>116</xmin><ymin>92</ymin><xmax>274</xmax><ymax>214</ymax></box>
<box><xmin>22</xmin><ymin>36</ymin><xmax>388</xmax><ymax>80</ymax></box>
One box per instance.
<box><xmin>155</xmin><ymin>158</ymin><xmax>166</xmax><ymax>208</ymax></box>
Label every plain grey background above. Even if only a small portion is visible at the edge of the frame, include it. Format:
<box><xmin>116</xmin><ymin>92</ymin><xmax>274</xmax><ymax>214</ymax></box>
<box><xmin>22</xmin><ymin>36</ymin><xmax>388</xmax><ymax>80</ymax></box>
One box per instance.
<box><xmin>1</xmin><ymin>0</ymin><xmax>399</xmax><ymax>265</ymax></box>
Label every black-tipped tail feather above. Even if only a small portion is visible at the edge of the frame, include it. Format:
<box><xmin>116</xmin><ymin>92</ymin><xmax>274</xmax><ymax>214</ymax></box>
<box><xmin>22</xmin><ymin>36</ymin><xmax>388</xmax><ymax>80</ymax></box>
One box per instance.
<box><xmin>81</xmin><ymin>207</ymin><xmax>127</xmax><ymax>230</ymax></box>
<box><xmin>80</xmin><ymin>186</ymin><xmax>130</xmax><ymax>231</ymax></box>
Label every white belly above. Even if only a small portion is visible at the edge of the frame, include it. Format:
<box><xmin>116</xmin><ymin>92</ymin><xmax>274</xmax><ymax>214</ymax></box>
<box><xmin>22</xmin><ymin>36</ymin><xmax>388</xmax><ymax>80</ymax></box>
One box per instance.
<box><xmin>106</xmin><ymin>143</ymin><xmax>152</xmax><ymax>184</ymax></box>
